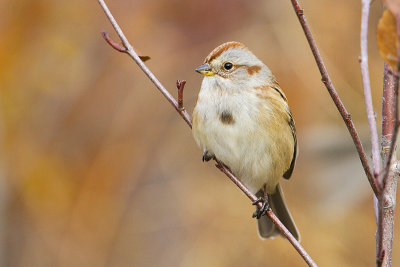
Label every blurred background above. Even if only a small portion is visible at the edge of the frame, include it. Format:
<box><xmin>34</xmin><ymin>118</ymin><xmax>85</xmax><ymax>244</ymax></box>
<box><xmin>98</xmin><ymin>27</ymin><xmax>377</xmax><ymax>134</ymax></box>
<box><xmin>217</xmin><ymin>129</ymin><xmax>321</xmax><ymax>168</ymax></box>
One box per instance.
<box><xmin>0</xmin><ymin>0</ymin><xmax>398</xmax><ymax>266</ymax></box>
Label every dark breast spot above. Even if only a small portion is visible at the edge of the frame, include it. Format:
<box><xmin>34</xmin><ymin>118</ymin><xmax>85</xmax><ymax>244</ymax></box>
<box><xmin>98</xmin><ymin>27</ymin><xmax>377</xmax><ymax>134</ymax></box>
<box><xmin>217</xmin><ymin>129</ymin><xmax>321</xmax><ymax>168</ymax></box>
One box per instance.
<box><xmin>220</xmin><ymin>110</ymin><xmax>235</xmax><ymax>125</ymax></box>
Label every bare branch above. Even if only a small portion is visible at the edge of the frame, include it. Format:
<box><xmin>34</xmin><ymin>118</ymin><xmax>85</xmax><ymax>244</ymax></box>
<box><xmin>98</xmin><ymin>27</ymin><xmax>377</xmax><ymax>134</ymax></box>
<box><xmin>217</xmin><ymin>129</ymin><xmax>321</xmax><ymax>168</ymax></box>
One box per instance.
<box><xmin>215</xmin><ymin>161</ymin><xmax>317</xmax><ymax>267</ymax></box>
<box><xmin>360</xmin><ymin>0</ymin><xmax>381</xmax><ymax>181</ymax></box>
<box><xmin>290</xmin><ymin>0</ymin><xmax>380</xmax><ymax>196</ymax></box>
<box><xmin>98</xmin><ymin>0</ymin><xmax>316</xmax><ymax>265</ymax></box>
<box><xmin>98</xmin><ymin>0</ymin><xmax>192</xmax><ymax>128</ymax></box>
<box><xmin>377</xmin><ymin>161</ymin><xmax>399</xmax><ymax>266</ymax></box>
<box><xmin>381</xmin><ymin>13</ymin><xmax>400</xmax><ymax>185</ymax></box>
<box><xmin>381</xmin><ymin>64</ymin><xmax>399</xmax><ymax>184</ymax></box>
<box><xmin>376</xmin><ymin>12</ymin><xmax>400</xmax><ymax>265</ymax></box>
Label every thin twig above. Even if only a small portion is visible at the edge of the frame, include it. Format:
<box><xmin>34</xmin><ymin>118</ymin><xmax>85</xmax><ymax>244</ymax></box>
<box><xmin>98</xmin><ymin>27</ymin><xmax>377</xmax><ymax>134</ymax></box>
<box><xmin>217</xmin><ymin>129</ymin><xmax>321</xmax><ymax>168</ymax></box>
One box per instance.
<box><xmin>102</xmin><ymin>32</ymin><xmax>151</xmax><ymax>61</ymax></box>
<box><xmin>102</xmin><ymin>31</ymin><xmax>127</xmax><ymax>52</ymax></box>
<box><xmin>360</xmin><ymin>0</ymin><xmax>381</xmax><ymax>181</ymax></box>
<box><xmin>99</xmin><ymin>0</ymin><xmax>191</xmax><ymax>128</ymax></box>
<box><xmin>98</xmin><ymin>0</ymin><xmax>317</xmax><ymax>265</ymax></box>
<box><xmin>215</xmin><ymin>161</ymin><xmax>317</xmax><ymax>267</ymax></box>
<box><xmin>290</xmin><ymin>0</ymin><xmax>380</xmax><ymax>196</ymax></box>
<box><xmin>176</xmin><ymin>80</ymin><xmax>186</xmax><ymax>110</ymax></box>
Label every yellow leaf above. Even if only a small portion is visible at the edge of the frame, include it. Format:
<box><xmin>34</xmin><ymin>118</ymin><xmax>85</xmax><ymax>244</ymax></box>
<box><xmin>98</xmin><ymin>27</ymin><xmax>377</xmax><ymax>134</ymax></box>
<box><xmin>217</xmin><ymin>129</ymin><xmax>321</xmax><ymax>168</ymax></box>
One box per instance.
<box><xmin>377</xmin><ymin>10</ymin><xmax>399</xmax><ymax>69</ymax></box>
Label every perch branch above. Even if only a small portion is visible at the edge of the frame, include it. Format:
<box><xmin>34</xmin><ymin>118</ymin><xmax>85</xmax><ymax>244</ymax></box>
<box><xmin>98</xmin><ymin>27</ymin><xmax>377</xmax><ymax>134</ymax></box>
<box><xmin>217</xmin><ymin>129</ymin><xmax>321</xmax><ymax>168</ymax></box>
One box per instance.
<box><xmin>290</xmin><ymin>0</ymin><xmax>380</xmax><ymax>196</ymax></box>
<box><xmin>98</xmin><ymin>0</ymin><xmax>317</xmax><ymax>266</ymax></box>
<box><xmin>215</xmin><ymin>160</ymin><xmax>317</xmax><ymax>267</ymax></box>
<box><xmin>360</xmin><ymin>0</ymin><xmax>381</xmax><ymax>180</ymax></box>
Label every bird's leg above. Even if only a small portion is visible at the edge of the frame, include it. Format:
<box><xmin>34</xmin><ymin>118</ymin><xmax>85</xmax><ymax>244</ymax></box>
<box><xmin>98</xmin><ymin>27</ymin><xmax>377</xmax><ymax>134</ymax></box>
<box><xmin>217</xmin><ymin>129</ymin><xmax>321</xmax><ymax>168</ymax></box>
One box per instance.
<box><xmin>252</xmin><ymin>185</ymin><xmax>271</xmax><ymax>219</ymax></box>
<box><xmin>202</xmin><ymin>150</ymin><xmax>215</xmax><ymax>162</ymax></box>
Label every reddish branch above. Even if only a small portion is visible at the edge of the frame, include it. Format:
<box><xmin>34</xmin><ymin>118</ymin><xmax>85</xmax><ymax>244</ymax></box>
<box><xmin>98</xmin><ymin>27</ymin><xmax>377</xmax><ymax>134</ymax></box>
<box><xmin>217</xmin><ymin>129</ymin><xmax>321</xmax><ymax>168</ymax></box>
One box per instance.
<box><xmin>102</xmin><ymin>31</ymin><xmax>151</xmax><ymax>62</ymax></box>
<box><xmin>291</xmin><ymin>0</ymin><xmax>400</xmax><ymax>265</ymax></box>
<box><xmin>292</xmin><ymin>0</ymin><xmax>400</xmax><ymax>265</ymax></box>
<box><xmin>376</xmin><ymin>18</ymin><xmax>400</xmax><ymax>264</ymax></box>
<box><xmin>99</xmin><ymin>0</ymin><xmax>191</xmax><ymax>128</ymax></box>
<box><xmin>290</xmin><ymin>0</ymin><xmax>380</xmax><ymax>196</ymax></box>
<box><xmin>381</xmin><ymin>14</ymin><xmax>400</xmax><ymax>183</ymax></box>
<box><xmin>98</xmin><ymin>0</ymin><xmax>317</xmax><ymax>266</ymax></box>
<box><xmin>102</xmin><ymin>31</ymin><xmax>127</xmax><ymax>52</ymax></box>
<box><xmin>360</xmin><ymin>0</ymin><xmax>381</xmax><ymax>181</ymax></box>
<box><xmin>215</xmin><ymin>161</ymin><xmax>317</xmax><ymax>266</ymax></box>
<box><xmin>377</xmin><ymin>160</ymin><xmax>398</xmax><ymax>267</ymax></box>
<box><xmin>381</xmin><ymin>65</ymin><xmax>399</xmax><ymax>185</ymax></box>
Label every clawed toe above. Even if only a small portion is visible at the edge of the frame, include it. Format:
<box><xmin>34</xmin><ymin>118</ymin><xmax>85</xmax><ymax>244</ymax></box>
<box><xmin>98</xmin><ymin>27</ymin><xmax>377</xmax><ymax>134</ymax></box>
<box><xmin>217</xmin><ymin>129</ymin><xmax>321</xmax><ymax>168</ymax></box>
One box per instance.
<box><xmin>252</xmin><ymin>196</ymin><xmax>271</xmax><ymax>219</ymax></box>
<box><xmin>202</xmin><ymin>150</ymin><xmax>215</xmax><ymax>162</ymax></box>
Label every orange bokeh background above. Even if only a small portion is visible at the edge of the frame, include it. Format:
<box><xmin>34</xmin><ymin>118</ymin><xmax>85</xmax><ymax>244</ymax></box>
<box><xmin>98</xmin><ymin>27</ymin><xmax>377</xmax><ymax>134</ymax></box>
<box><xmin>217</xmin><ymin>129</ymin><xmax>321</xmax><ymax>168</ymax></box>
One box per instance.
<box><xmin>0</xmin><ymin>0</ymin><xmax>398</xmax><ymax>266</ymax></box>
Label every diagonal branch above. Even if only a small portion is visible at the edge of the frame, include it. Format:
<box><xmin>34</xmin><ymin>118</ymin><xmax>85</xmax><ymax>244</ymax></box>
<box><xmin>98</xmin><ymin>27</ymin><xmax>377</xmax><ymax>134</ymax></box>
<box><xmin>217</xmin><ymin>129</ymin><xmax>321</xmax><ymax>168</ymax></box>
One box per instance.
<box><xmin>290</xmin><ymin>0</ymin><xmax>380</xmax><ymax>196</ymax></box>
<box><xmin>215</xmin><ymin>161</ymin><xmax>316</xmax><ymax>266</ymax></box>
<box><xmin>98</xmin><ymin>1</ymin><xmax>192</xmax><ymax>128</ymax></box>
<box><xmin>98</xmin><ymin>0</ymin><xmax>317</xmax><ymax>266</ymax></box>
<box><xmin>101</xmin><ymin>30</ymin><xmax>192</xmax><ymax>127</ymax></box>
<box><xmin>360</xmin><ymin>0</ymin><xmax>381</xmax><ymax>181</ymax></box>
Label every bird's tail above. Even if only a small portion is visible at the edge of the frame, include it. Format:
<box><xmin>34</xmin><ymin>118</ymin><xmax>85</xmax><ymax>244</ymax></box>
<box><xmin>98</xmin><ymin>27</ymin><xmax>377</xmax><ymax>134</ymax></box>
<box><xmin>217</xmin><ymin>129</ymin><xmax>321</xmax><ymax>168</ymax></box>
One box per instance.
<box><xmin>257</xmin><ymin>183</ymin><xmax>300</xmax><ymax>241</ymax></box>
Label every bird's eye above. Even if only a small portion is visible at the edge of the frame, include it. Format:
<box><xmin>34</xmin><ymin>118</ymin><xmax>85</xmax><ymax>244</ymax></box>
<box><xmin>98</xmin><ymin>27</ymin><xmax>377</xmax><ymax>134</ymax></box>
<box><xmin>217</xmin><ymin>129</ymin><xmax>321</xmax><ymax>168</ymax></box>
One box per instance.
<box><xmin>223</xmin><ymin>62</ymin><xmax>233</xmax><ymax>70</ymax></box>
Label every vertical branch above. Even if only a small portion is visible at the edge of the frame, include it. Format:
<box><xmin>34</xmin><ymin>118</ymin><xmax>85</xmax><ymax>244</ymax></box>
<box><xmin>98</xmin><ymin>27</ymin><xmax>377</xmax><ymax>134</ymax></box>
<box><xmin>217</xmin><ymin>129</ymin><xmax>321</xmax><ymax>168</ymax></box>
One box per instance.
<box><xmin>376</xmin><ymin>11</ymin><xmax>400</xmax><ymax>266</ymax></box>
<box><xmin>377</xmin><ymin>64</ymin><xmax>394</xmax><ymax>266</ymax></box>
<box><xmin>381</xmin><ymin>65</ymin><xmax>398</xmax><ymax>177</ymax></box>
<box><xmin>360</xmin><ymin>0</ymin><xmax>381</xmax><ymax>180</ymax></box>
<box><xmin>382</xmin><ymin>13</ymin><xmax>400</xmax><ymax>179</ymax></box>
<box><xmin>290</xmin><ymin>0</ymin><xmax>380</xmax><ymax>196</ymax></box>
<box><xmin>377</xmin><ymin>161</ymin><xmax>399</xmax><ymax>267</ymax></box>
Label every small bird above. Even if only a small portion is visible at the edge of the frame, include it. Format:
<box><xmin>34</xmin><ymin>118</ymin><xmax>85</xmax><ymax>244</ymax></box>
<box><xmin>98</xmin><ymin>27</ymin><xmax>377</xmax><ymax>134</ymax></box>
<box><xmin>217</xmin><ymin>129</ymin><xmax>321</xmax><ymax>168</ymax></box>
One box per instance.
<box><xmin>192</xmin><ymin>41</ymin><xmax>300</xmax><ymax>240</ymax></box>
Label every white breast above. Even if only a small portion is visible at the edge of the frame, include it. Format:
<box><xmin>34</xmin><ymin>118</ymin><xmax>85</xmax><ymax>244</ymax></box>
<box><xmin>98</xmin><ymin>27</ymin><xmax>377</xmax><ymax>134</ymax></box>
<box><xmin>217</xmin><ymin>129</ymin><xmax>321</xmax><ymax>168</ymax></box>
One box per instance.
<box><xmin>192</xmin><ymin>77</ymin><xmax>276</xmax><ymax>193</ymax></box>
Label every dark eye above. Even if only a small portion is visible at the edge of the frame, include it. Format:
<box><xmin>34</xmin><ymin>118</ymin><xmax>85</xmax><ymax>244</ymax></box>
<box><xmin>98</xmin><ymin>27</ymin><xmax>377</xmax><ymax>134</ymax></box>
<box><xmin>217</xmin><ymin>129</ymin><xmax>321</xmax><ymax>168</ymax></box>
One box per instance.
<box><xmin>223</xmin><ymin>62</ymin><xmax>233</xmax><ymax>70</ymax></box>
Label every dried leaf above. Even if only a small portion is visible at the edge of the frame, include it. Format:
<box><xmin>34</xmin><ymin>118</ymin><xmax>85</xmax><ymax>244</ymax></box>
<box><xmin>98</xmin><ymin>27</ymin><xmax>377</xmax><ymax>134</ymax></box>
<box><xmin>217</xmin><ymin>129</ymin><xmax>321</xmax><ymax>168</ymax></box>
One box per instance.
<box><xmin>377</xmin><ymin>10</ymin><xmax>399</xmax><ymax>69</ymax></box>
<box><xmin>382</xmin><ymin>0</ymin><xmax>400</xmax><ymax>16</ymax></box>
<box><xmin>139</xmin><ymin>56</ymin><xmax>151</xmax><ymax>62</ymax></box>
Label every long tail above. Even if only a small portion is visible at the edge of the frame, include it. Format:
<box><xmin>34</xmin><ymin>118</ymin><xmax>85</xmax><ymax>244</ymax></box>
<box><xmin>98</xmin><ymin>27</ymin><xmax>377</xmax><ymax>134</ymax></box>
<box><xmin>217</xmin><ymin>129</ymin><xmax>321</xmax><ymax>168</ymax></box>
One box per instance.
<box><xmin>257</xmin><ymin>183</ymin><xmax>300</xmax><ymax>241</ymax></box>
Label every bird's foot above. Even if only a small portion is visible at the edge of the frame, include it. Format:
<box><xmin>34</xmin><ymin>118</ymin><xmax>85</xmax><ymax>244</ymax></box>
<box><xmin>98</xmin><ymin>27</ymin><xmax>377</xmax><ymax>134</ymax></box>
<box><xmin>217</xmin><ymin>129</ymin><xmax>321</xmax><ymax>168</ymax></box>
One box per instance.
<box><xmin>252</xmin><ymin>195</ymin><xmax>271</xmax><ymax>219</ymax></box>
<box><xmin>202</xmin><ymin>150</ymin><xmax>215</xmax><ymax>162</ymax></box>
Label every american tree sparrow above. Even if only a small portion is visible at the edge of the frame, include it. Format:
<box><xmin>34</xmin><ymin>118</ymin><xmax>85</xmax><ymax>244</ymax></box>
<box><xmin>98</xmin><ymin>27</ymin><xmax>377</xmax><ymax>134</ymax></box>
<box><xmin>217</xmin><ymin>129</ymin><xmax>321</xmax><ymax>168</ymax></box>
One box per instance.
<box><xmin>192</xmin><ymin>42</ymin><xmax>300</xmax><ymax>240</ymax></box>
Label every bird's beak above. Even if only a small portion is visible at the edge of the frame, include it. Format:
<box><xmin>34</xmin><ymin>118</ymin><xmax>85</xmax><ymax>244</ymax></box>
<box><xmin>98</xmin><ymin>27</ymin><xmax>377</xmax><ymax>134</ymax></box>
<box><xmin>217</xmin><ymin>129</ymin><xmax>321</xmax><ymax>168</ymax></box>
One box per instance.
<box><xmin>195</xmin><ymin>63</ymin><xmax>214</xmax><ymax>76</ymax></box>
